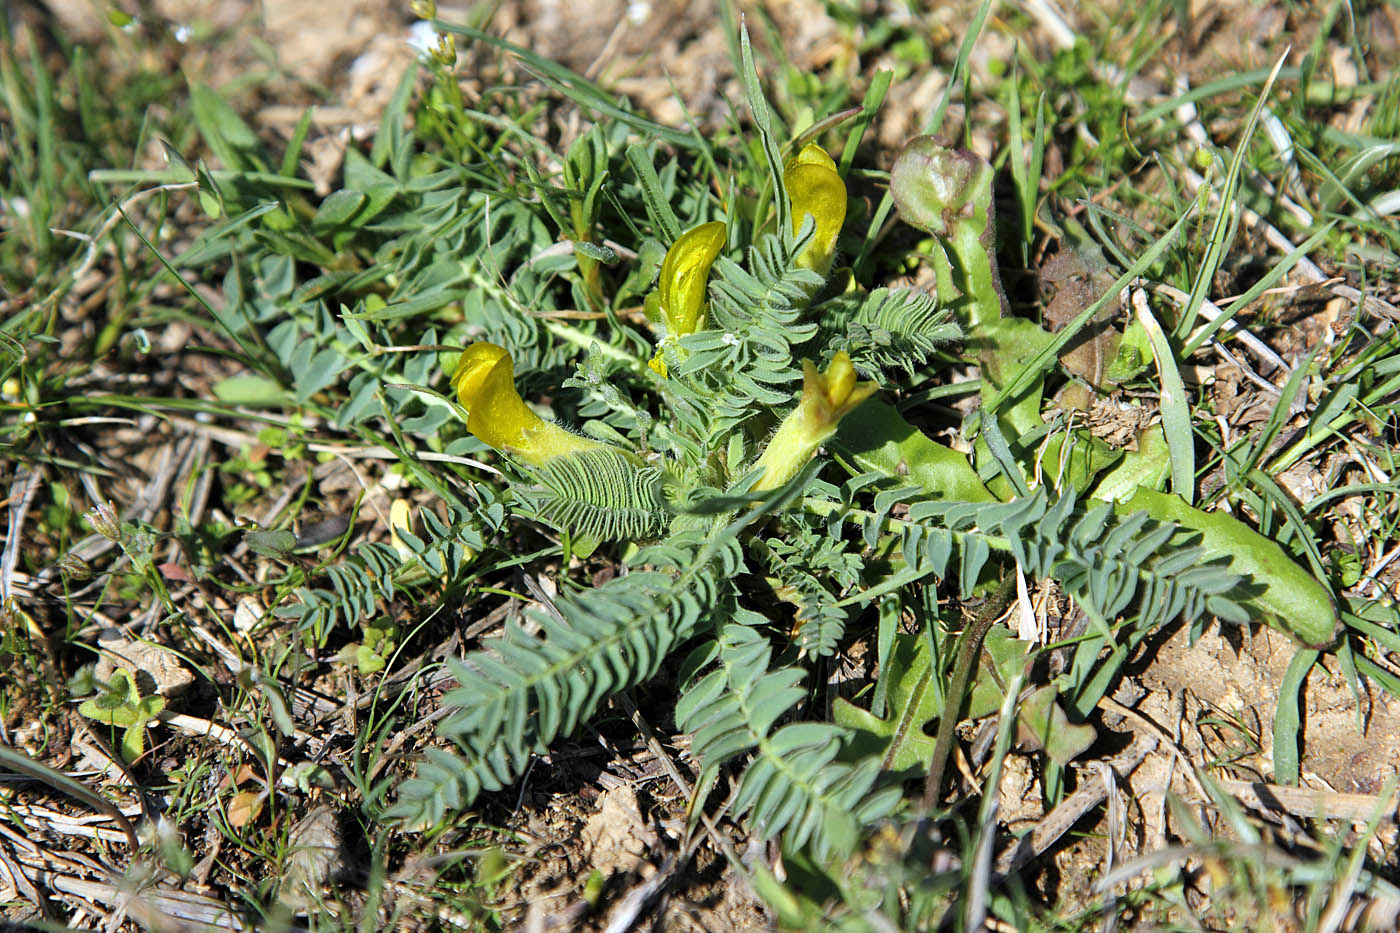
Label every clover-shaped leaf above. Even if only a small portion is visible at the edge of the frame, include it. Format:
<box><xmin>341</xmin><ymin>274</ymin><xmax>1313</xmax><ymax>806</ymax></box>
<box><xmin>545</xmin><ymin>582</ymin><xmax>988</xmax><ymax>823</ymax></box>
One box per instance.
<box><xmin>78</xmin><ymin>667</ymin><xmax>166</xmax><ymax>763</ymax></box>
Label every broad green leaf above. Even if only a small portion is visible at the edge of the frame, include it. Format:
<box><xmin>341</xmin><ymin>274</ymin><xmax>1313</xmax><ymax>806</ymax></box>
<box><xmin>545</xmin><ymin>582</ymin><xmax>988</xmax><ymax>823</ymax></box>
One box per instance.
<box><xmin>1090</xmin><ymin>424</ymin><xmax>1171</xmax><ymax>502</ymax></box>
<box><xmin>119</xmin><ymin>725</ymin><xmax>146</xmax><ymax>764</ymax></box>
<box><xmin>1019</xmin><ymin>684</ymin><xmax>1096</xmax><ymax>766</ymax></box>
<box><xmin>1116</xmin><ymin>487</ymin><xmax>1340</xmax><ymax>647</ymax></box>
<box><xmin>834</xmin><ymin>400</ymin><xmax>994</xmax><ymax>502</ymax></box>
<box><xmin>79</xmin><ymin>668</ymin><xmax>144</xmax><ymax>726</ymax></box>
<box><xmin>1103</xmin><ymin>319</ymin><xmax>1152</xmax><ymax>383</ymax></box>
<box><xmin>969</xmin><ymin>627</ymin><xmax>1035</xmax><ymax>718</ymax></box>
<box><xmin>833</xmin><ymin>633</ymin><xmax>939</xmax><ymax>772</ymax></box>
<box><xmin>977</xmin><ymin>316</ymin><xmax>1054</xmax><ymax>437</ymax></box>
<box><xmin>78</xmin><ymin>667</ymin><xmax>165</xmax><ymax>763</ymax></box>
<box><xmin>834</xmin><ymin>628</ymin><xmax>1030</xmax><ymax>773</ymax></box>
<box><xmin>1037</xmin><ymin>430</ymin><xmax>1123</xmax><ymax>494</ymax></box>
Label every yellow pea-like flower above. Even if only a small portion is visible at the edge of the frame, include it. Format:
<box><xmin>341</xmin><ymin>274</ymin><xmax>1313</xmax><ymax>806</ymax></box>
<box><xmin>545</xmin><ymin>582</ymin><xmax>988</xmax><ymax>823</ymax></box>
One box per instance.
<box><xmin>647</xmin><ymin>220</ymin><xmax>726</xmax><ymax>376</ymax></box>
<box><xmin>656</xmin><ymin>220</ymin><xmax>726</xmax><ymax>337</ymax></box>
<box><xmin>450</xmin><ymin>342</ymin><xmax>605</xmax><ymax>465</ymax></box>
<box><xmin>753</xmin><ymin>350</ymin><xmax>877</xmax><ymax>491</ymax></box>
<box><xmin>784</xmin><ymin>144</ymin><xmax>846</xmax><ymax>276</ymax></box>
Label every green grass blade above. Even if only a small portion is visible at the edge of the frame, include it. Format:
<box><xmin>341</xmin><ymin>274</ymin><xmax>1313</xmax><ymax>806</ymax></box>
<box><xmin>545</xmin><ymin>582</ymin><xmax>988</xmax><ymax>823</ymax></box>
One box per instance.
<box><xmin>279</xmin><ymin>107</ymin><xmax>315</xmax><ymax>180</ymax></box>
<box><xmin>1272</xmin><ymin>648</ymin><xmax>1318</xmax><ymax>785</ymax></box>
<box><xmin>1182</xmin><ymin>222</ymin><xmax>1336</xmax><ymax>357</ymax></box>
<box><xmin>1172</xmin><ymin>51</ymin><xmax>1289</xmax><ymax>341</ymax></box>
<box><xmin>1135</xmin><ymin>292</ymin><xmax>1195</xmax><ymax>504</ymax></box>
<box><xmin>625</xmin><ymin>144</ymin><xmax>682</xmax><ymax>243</ymax></box>
<box><xmin>739</xmin><ymin>22</ymin><xmax>788</xmax><ymax>239</ymax></box>
<box><xmin>838</xmin><ymin>70</ymin><xmax>892</xmax><ymax>177</ymax></box>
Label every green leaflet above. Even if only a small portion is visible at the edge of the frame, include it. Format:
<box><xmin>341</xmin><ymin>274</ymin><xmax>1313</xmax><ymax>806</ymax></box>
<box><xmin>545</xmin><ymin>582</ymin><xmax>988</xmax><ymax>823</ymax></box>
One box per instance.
<box><xmin>1116</xmin><ymin>487</ymin><xmax>1340</xmax><ymax>648</ymax></box>
<box><xmin>211</xmin><ymin>373</ymin><xmax>290</xmax><ymax>406</ymax></box>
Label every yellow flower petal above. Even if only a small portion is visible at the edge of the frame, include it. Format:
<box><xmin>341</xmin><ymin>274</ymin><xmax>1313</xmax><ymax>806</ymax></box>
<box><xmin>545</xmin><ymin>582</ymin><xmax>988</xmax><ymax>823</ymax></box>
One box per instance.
<box><xmin>784</xmin><ymin>144</ymin><xmax>846</xmax><ymax>275</ymax></box>
<box><xmin>822</xmin><ymin>350</ymin><xmax>856</xmax><ymax>409</ymax></box>
<box><xmin>450</xmin><ymin>341</ymin><xmax>603</xmax><ymax>465</ymax></box>
<box><xmin>657</xmin><ymin>220</ymin><xmax>726</xmax><ymax>337</ymax></box>
<box><xmin>753</xmin><ymin>350</ymin><xmax>877</xmax><ymax>490</ymax></box>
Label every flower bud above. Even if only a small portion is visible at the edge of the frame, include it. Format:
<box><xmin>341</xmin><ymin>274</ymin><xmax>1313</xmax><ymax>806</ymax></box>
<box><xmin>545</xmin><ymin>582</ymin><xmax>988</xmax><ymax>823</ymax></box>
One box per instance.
<box><xmin>648</xmin><ymin>221</ymin><xmax>726</xmax><ymax>375</ymax></box>
<box><xmin>753</xmin><ymin>351</ymin><xmax>877</xmax><ymax>491</ymax></box>
<box><xmin>656</xmin><ymin>221</ymin><xmax>726</xmax><ymax>338</ymax></box>
<box><xmin>55</xmin><ymin>553</ymin><xmax>93</xmax><ymax>580</ymax></box>
<box><xmin>889</xmin><ymin>136</ymin><xmax>1007</xmax><ymax>327</ymax></box>
<box><xmin>88</xmin><ymin>502</ymin><xmax>122</xmax><ymax>542</ymax></box>
<box><xmin>888</xmin><ymin>137</ymin><xmax>992</xmax><ymax>238</ymax></box>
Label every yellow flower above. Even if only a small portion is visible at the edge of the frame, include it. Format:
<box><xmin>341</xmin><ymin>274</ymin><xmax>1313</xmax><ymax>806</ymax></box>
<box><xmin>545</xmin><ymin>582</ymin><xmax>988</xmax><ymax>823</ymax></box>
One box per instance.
<box><xmin>450</xmin><ymin>342</ymin><xmax>605</xmax><ymax>465</ymax></box>
<box><xmin>784</xmin><ymin>144</ymin><xmax>846</xmax><ymax>276</ymax></box>
<box><xmin>657</xmin><ymin>220</ymin><xmax>726</xmax><ymax>336</ymax></box>
<box><xmin>753</xmin><ymin>351</ymin><xmax>877</xmax><ymax>491</ymax></box>
<box><xmin>647</xmin><ymin>220</ymin><xmax>726</xmax><ymax>375</ymax></box>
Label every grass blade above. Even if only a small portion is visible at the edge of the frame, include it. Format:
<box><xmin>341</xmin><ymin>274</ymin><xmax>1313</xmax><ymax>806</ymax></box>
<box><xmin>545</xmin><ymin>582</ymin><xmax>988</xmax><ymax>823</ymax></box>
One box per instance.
<box><xmin>1172</xmin><ymin>50</ymin><xmax>1290</xmax><ymax>341</ymax></box>
<box><xmin>1273</xmin><ymin>648</ymin><xmax>1318</xmax><ymax>785</ymax></box>
<box><xmin>1134</xmin><ymin>290</ymin><xmax>1195</xmax><ymax>504</ymax></box>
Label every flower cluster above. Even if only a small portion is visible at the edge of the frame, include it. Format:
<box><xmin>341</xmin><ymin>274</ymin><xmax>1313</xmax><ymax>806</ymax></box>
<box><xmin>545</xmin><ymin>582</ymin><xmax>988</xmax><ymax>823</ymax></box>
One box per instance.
<box><xmin>447</xmin><ymin>145</ymin><xmax>869</xmax><ymax>519</ymax></box>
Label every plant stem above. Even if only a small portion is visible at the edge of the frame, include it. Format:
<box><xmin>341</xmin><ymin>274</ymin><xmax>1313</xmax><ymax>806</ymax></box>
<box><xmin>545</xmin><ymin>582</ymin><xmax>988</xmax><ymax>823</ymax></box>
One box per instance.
<box><xmin>921</xmin><ymin>572</ymin><xmax>1017</xmax><ymax>811</ymax></box>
